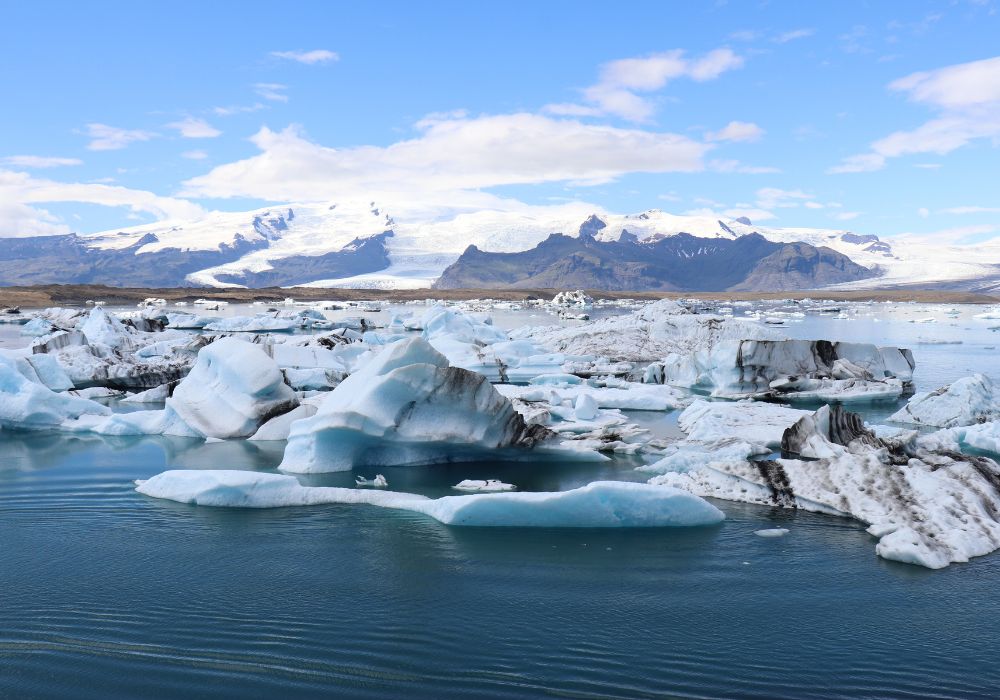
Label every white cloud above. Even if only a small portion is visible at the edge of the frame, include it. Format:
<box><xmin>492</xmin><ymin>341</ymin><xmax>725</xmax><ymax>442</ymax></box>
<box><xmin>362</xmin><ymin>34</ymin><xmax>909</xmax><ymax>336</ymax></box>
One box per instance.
<box><xmin>1</xmin><ymin>155</ymin><xmax>82</xmax><ymax>168</ymax></box>
<box><xmin>84</xmin><ymin>123</ymin><xmax>155</xmax><ymax>151</ymax></box>
<box><xmin>704</xmin><ymin>120</ymin><xmax>764</xmax><ymax>142</ymax></box>
<box><xmin>774</xmin><ymin>28</ymin><xmax>814</xmax><ymax>43</ymax></box>
<box><xmin>270</xmin><ymin>49</ymin><xmax>339</xmax><ymax>65</ymax></box>
<box><xmin>755</xmin><ymin>187</ymin><xmax>813</xmax><ymax>209</ymax></box>
<box><xmin>918</xmin><ymin>207</ymin><xmax>930</xmax><ymax>218</ymax></box>
<box><xmin>832</xmin><ymin>211</ymin><xmax>861</xmax><ymax>220</ymax></box>
<box><xmin>181</xmin><ymin>150</ymin><xmax>208</xmax><ymax>160</ymax></box>
<box><xmin>894</xmin><ymin>224</ymin><xmax>998</xmax><ymax>244</ymax></box>
<box><xmin>685</xmin><ymin>206</ymin><xmax>776</xmax><ymax>222</ymax></box>
<box><xmin>167</xmin><ymin>117</ymin><xmax>221</xmax><ymax>138</ymax></box>
<box><xmin>547</xmin><ymin>48</ymin><xmax>744</xmax><ymax>122</ymax></box>
<box><xmin>832</xmin><ymin>55</ymin><xmax>1000</xmax><ymax>172</ymax></box>
<box><xmin>213</xmin><ymin>103</ymin><xmax>266</xmax><ymax>117</ymax></box>
<box><xmin>180</xmin><ymin>114</ymin><xmax>709</xmax><ymax>203</ymax></box>
<box><xmin>889</xmin><ymin>55</ymin><xmax>1000</xmax><ymax>109</ymax></box>
<box><xmin>940</xmin><ymin>205</ymin><xmax>1000</xmax><ymax>214</ymax></box>
<box><xmin>254</xmin><ymin>83</ymin><xmax>289</xmax><ymax>102</ymax></box>
<box><xmin>0</xmin><ymin>168</ymin><xmax>204</xmax><ymax>237</ymax></box>
<box><xmin>708</xmin><ymin>159</ymin><xmax>780</xmax><ymax>174</ymax></box>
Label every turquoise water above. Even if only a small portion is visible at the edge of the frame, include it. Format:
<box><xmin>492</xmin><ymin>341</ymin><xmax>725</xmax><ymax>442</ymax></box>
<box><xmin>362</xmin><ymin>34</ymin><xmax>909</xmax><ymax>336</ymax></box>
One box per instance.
<box><xmin>3</xmin><ymin>302</ymin><xmax>1000</xmax><ymax>697</ymax></box>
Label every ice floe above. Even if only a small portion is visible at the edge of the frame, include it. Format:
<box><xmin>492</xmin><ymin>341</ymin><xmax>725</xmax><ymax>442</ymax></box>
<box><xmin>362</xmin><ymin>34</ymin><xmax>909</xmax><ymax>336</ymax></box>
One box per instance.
<box><xmin>135</xmin><ymin>470</ymin><xmax>725</xmax><ymax>527</ymax></box>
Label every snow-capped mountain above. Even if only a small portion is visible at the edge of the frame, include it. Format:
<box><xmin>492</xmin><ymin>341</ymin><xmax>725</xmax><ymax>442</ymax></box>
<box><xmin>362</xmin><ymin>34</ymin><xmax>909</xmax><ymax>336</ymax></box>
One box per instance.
<box><xmin>1</xmin><ymin>200</ymin><xmax>998</xmax><ymax>291</ymax></box>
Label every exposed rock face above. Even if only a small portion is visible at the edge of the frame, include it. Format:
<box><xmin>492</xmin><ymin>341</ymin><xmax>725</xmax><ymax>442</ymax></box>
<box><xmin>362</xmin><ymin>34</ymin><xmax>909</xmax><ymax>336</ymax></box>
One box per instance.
<box><xmin>0</xmin><ymin>229</ymin><xmax>393</xmax><ymax>288</ymax></box>
<box><xmin>434</xmin><ymin>231</ymin><xmax>875</xmax><ymax>291</ymax></box>
<box><xmin>0</xmin><ymin>232</ymin><xmax>265</xmax><ymax>287</ymax></box>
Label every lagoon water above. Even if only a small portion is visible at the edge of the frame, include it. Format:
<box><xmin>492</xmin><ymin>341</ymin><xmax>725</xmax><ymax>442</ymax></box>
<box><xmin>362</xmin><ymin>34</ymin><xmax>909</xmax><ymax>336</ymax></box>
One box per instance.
<box><xmin>3</xmin><ymin>301</ymin><xmax>1000</xmax><ymax>698</ymax></box>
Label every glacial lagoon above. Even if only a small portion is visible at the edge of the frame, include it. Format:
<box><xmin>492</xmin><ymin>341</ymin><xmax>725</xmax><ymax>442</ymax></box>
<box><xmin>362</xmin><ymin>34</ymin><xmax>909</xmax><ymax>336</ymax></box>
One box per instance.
<box><xmin>3</xmin><ymin>300</ymin><xmax>1000</xmax><ymax>698</ymax></box>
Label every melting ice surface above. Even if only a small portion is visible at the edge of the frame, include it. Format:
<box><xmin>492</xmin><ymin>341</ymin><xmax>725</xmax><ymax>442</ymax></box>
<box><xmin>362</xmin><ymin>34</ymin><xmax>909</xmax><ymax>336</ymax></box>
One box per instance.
<box><xmin>4</xmin><ymin>299</ymin><xmax>1000</xmax><ymax>697</ymax></box>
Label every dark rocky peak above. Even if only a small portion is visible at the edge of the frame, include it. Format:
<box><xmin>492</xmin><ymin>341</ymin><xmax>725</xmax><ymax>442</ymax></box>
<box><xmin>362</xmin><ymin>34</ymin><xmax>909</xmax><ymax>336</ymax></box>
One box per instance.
<box><xmin>578</xmin><ymin>214</ymin><xmax>607</xmax><ymax>238</ymax></box>
<box><xmin>134</xmin><ymin>232</ymin><xmax>159</xmax><ymax>247</ymax></box>
<box><xmin>718</xmin><ymin>220</ymin><xmax>736</xmax><ymax>236</ymax></box>
<box><xmin>619</xmin><ymin>230</ymin><xmax>639</xmax><ymax>245</ymax></box>
<box><xmin>840</xmin><ymin>232</ymin><xmax>879</xmax><ymax>245</ymax></box>
<box><xmin>733</xmin><ymin>216</ymin><xmax>752</xmax><ymax>225</ymax></box>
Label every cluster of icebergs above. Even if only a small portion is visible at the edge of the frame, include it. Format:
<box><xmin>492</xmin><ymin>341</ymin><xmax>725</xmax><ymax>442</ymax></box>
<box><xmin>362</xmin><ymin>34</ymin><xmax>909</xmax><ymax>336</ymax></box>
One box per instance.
<box><xmin>3</xmin><ymin>297</ymin><xmax>1000</xmax><ymax>568</ymax></box>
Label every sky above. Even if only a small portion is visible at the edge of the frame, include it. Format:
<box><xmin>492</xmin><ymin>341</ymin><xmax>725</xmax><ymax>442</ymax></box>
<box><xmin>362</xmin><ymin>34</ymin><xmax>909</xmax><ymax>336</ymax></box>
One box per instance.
<box><xmin>1</xmin><ymin>0</ymin><xmax>999</xmax><ymax>244</ymax></box>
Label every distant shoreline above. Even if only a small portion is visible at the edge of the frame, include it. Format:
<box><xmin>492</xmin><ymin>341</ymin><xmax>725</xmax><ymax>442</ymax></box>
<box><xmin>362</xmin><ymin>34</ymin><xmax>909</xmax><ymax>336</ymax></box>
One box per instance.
<box><xmin>0</xmin><ymin>284</ymin><xmax>997</xmax><ymax>309</ymax></box>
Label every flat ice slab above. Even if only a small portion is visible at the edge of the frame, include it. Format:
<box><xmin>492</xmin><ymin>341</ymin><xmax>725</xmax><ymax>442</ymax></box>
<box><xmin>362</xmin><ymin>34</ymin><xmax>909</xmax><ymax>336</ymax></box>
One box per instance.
<box><xmin>135</xmin><ymin>470</ymin><xmax>725</xmax><ymax>528</ymax></box>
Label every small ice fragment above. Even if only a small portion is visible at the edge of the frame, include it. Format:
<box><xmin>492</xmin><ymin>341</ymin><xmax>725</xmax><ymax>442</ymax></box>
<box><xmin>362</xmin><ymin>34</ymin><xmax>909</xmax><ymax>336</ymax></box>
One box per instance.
<box><xmin>754</xmin><ymin>528</ymin><xmax>790</xmax><ymax>538</ymax></box>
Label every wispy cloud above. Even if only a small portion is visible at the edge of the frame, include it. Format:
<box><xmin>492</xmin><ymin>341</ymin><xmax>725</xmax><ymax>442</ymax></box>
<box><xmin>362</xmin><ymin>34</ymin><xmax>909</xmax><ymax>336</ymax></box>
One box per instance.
<box><xmin>774</xmin><ymin>28</ymin><xmax>814</xmax><ymax>43</ymax></box>
<box><xmin>1</xmin><ymin>155</ymin><xmax>82</xmax><ymax>168</ymax></box>
<box><xmin>84</xmin><ymin>123</ymin><xmax>155</xmax><ymax>151</ymax></box>
<box><xmin>254</xmin><ymin>83</ymin><xmax>289</xmax><ymax>102</ymax></box>
<box><xmin>213</xmin><ymin>103</ymin><xmax>266</xmax><ymax>117</ymax></box>
<box><xmin>831</xmin><ymin>55</ymin><xmax>1000</xmax><ymax>173</ymax></box>
<box><xmin>270</xmin><ymin>49</ymin><xmax>339</xmax><ymax>65</ymax></box>
<box><xmin>704</xmin><ymin>120</ymin><xmax>764</xmax><ymax>142</ymax></box>
<box><xmin>181</xmin><ymin>150</ymin><xmax>208</xmax><ymax>160</ymax></box>
<box><xmin>0</xmin><ymin>168</ymin><xmax>203</xmax><ymax>237</ymax></box>
<box><xmin>166</xmin><ymin>117</ymin><xmax>221</xmax><ymax>138</ymax></box>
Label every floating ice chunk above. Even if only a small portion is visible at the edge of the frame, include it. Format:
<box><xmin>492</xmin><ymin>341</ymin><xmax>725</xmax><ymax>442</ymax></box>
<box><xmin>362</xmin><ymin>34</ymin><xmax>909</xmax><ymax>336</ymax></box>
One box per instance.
<box><xmin>495</xmin><ymin>381</ymin><xmax>688</xmax><ymax>412</ymax></box>
<box><xmin>166</xmin><ymin>337</ymin><xmax>299</xmax><ymax>439</ymax></box>
<box><xmin>453</xmin><ymin>479</ymin><xmax>516</xmax><ymax>492</ymax></box>
<box><xmin>356</xmin><ymin>474</ymin><xmax>388</xmax><ymax>487</ymax></box>
<box><xmin>0</xmin><ymin>355</ymin><xmax>110</xmax><ymax>429</ymax></box>
<box><xmin>279</xmin><ymin>337</ymin><xmax>553</xmax><ymax>473</ymax></box>
<box><xmin>677</xmin><ymin>400</ymin><xmax>811</xmax><ymax>448</ymax></box>
<box><xmin>574</xmin><ymin>393</ymin><xmax>599</xmax><ymax>420</ymax></box>
<box><xmin>135</xmin><ymin>470</ymin><xmax>725</xmax><ymax>528</ymax></box>
<box><xmin>890</xmin><ymin>374</ymin><xmax>1000</xmax><ymax>428</ymax></box>
<box><xmin>204</xmin><ymin>315</ymin><xmax>298</xmax><ymax>333</ymax></box>
<box><xmin>79</xmin><ymin>307</ymin><xmax>134</xmax><ymax>350</ymax></box>
<box><xmin>165</xmin><ymin>312</ymin><xmax>219</xmax><ymax>329</ymax></box>
<box><xmin>529</xmin><ymin>373</ymin><xmax>584</xmax><ymax>386</ymax></box>
<box><xmin>421</xmin><ymin>305</ymin><xmax>507</xmax><ymax>345</ymax></box>
<box><xmin>659</xmin><ymin>404</ymin><xmax>1000</xmax><ymax>569</ymax></box>
<box><xmin>649</xmin><ymin>339</ymin><xmax>914</xmax><ymax>398</ymax></box>
<box><xmin>121</xmin><ymin>381</ymin><xmax>177</xmax><ymax>404</ymax></box>
<box><xmin>754</xmin><ymin>528</ymin><xmax>789</xmax><ymax>538</ymax></box>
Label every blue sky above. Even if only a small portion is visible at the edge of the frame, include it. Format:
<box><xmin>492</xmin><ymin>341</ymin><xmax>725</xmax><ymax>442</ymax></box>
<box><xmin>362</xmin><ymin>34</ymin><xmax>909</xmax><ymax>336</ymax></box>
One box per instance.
<box><xmin>1</xmin><ymin>0</ymin><xmax>999</xmax><ymax>242</ymax></box>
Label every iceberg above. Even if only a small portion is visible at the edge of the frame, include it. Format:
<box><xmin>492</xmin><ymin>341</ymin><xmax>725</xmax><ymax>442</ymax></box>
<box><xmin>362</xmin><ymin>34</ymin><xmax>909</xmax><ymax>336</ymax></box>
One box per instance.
<box><xmin>279</xmin><ymin>337</ymin><xmax>553</xmax><ymax>473</ymax></box>
<box><xmin>135</xmin><ymin>470</ymin><xmax>725</xmax><ymax>527</ymax></box>
<box><xmin>0</xmin><ymin>355</ymin><xmax>110</xmax><ymax>430</ymax></box>
<box><xmin>647</xmin><ymin>338</ymin><xmax>914</xmax><ymax>399</ymax></box>
<box><xmin>494</xmin><ymin>381</ymin><xmax>689</xmax><ymax>412</ymax></box>
<box><xmin>204</xmin><ymin>314</ymin><xmax>299</xmax><ymax>333</ymax></box>
<box><xmin>890</xmin><ymin>374</ymin><xmax>1000</xmax><ymax>428</ymax></box>
<box><xmin>677</xmin><ymin>399</ymin><xmax>812</xmax><ymax>447</ymax></box>
<box><xmin>656</xmin><ymin>404</ymin><xmax>1000</xmax><ymax>569</ymax></box>
<box><xmin>453</xmin><ymin>479</ymin><xmax>516</xmax><ymax>492</ymax></box>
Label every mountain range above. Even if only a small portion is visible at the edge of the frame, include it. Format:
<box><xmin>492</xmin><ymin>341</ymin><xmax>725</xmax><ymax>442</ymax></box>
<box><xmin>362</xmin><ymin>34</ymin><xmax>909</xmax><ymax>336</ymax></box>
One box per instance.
<box><xmin>1</xmin><ymin>201</ymin><xmax>997</xmax><ymax>291</ymax></box>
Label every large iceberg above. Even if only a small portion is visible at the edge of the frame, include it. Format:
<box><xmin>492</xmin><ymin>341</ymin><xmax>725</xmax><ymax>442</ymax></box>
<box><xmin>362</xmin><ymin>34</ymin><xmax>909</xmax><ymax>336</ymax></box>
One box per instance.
<box><xmin>891</xmin><ymin>374</ymin><xmax>1000</xmax><ymax>428</ymax></box>
<box><xmin>135</xmin><ymin>470</ymin><xmax>725</xmax><ymax>527</ymax></box>
<box><xmin>647</xmin><ymin>338</ymin><xmax>914</xmax><ymax>400</ymax></box>
<box><xmin>278</xmin><ymin>337</ymin><xmax>555</xmax><ymax>473</ymax></box>
<box><xmin>0</xmin><ymin>354</ymin><xmax>110</xmax><ymax>430</ymax></box>
<box><xmin>656</xmin><ymin>404</ymin><xmax>1000</xmax><ymax>569</ymax></box>
<box><xmin>68</xmin><ymin>336</ymin><xmax>299</xmax><ymax>439</ymax></box>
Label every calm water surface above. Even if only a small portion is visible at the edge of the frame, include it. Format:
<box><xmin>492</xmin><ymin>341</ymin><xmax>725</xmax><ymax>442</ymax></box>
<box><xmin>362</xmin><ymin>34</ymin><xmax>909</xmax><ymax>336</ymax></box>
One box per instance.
<box><xmin>2</xmin><ymin>302</ymin><xmax>1000</xmax><ymax>698</ymax></box>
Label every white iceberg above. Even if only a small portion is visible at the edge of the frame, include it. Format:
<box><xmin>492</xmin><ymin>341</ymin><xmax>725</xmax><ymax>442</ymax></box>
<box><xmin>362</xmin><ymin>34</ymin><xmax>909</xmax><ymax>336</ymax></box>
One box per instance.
<box><xmin>890</xmin><ymin>374</ymin><xmax>1000</xmax><ymax>428</ymax></box>
<box><xmin>279</xmin><ymin>337</ymin><xmax>554</xmax><ymax>473</ymax></box>
<box><xmin>135</xmin><ymin>470</ymin><xmax>725</xmax><ymax>527</ymax></box>
<box><xmin>677</xmin><ymin>399</ymin><xmax>811</xmax><ymax>447</ymax></box>
<box><xmin>0</xmin><ymin>354</ymin><xmax>110</xmax><ymax>430</ymax></box>
<box><xmin>656</xmin><ymin>404</ymin><xmax>1000</xmax><ymax>569</ymax></box>
<box><xmin>452</xmin><ymin>479</ymin><xmax>516</xmax><ymax>492</ymax></box>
